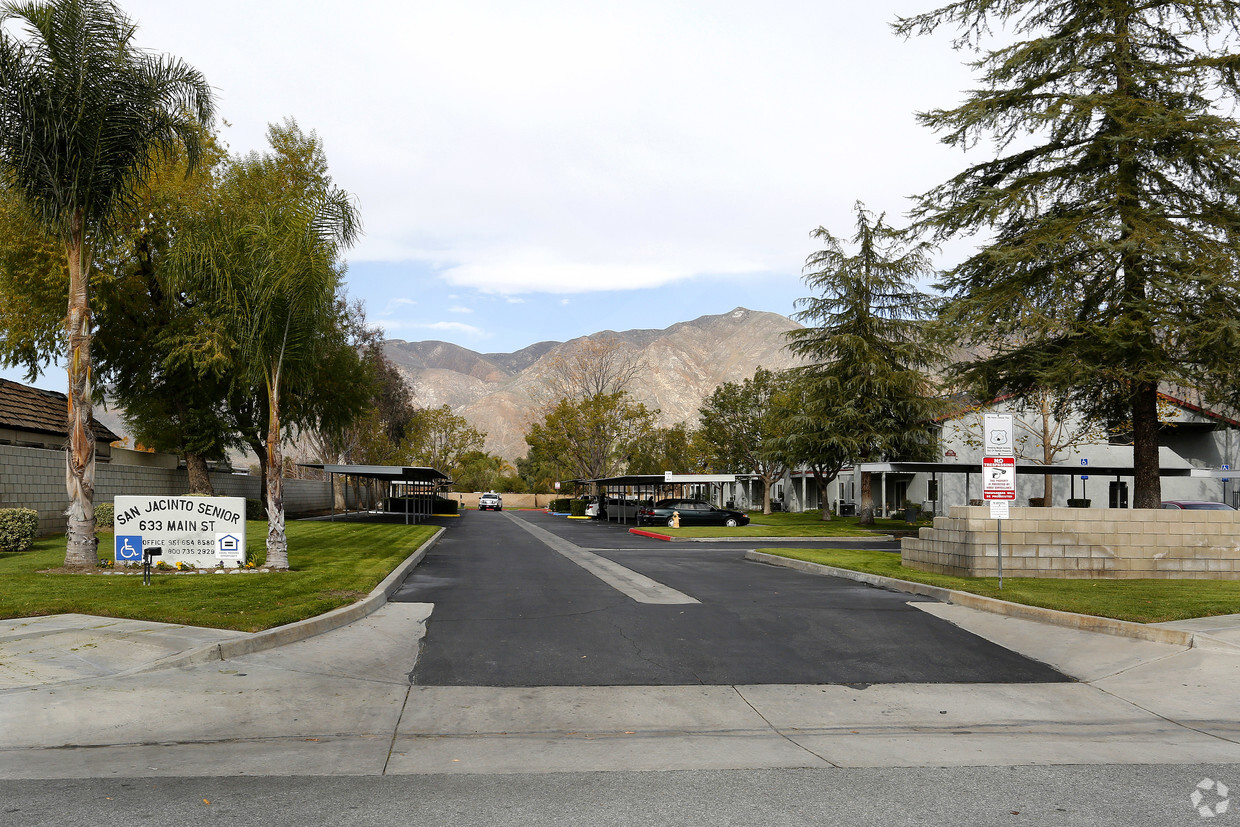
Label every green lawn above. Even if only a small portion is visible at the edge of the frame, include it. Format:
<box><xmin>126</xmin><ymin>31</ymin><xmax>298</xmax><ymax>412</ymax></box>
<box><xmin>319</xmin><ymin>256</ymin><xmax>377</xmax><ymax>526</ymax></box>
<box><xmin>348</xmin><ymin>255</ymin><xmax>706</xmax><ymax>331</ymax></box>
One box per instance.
<box><xmin>645</xmin><ymin>509</ymin><xmax>929</xmax><ymax>538</ymax></box>
<box><xmin>758</xmin><ymin>547</ymin><xmax>1240</xmax><ymax>624</ymax></box>
<box><xmin>0</xmin><ymin>521</ymin><xmax>438</xmax><ymax>632</ymax></box>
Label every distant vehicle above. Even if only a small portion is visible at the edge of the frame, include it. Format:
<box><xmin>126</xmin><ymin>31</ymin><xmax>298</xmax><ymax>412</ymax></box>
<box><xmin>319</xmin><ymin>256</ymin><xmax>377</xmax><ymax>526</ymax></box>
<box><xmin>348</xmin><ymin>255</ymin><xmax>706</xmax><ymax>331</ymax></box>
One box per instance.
<box><xmin>479</xmin><ymin>492</ymin><xmax>502</xmax><ymax>511</ymax></box>
<box><xmin>637</xmin><ymin>499</ymin><xmax>750</xmax><ymax>528</ymax></box>
<box><xmin>1161</xmin><ymin>500</ymin><xmax>1235</xmax><ymax>510</ymax></box>
<box><xmin>584</xmin><ymin>496</ymin><xmax>601</xmax><ymax>518</ymax></box>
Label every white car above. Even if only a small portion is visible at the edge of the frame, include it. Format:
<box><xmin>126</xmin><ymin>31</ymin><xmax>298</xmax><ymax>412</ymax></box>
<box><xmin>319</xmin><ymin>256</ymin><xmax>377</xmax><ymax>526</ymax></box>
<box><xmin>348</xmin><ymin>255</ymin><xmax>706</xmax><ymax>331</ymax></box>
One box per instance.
<box><xmin>479</xmin><ymin>492</ymin><xmax>502</xmax><ymax>511</ymax></box>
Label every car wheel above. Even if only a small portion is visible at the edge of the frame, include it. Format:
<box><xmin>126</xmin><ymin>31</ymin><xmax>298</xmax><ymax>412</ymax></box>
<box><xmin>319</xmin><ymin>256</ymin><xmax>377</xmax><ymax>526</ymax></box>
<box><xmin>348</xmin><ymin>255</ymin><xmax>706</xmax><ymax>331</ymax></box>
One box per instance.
<box><xmin>497</xmin><ymin>507</ymin><xmax>502</xmax><ymax>511</ymax></box>
<box><xmin>666</xmin><ymin>517</ymin><xmax>676</xmax><ymax>528</ymax></box>
<box><xmin>725</xmin><ymin>518</ymin><xmax>738</xmax><ymax>527</ymax></box>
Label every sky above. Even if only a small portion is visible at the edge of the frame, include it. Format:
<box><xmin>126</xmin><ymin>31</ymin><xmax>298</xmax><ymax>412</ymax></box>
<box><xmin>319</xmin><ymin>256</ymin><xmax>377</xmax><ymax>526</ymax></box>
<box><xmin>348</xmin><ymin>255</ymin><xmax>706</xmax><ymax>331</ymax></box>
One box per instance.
<box><xmin>7</xmin><ymin>0</ymin><xmax>984</xmax><ymax>391</ymax></box>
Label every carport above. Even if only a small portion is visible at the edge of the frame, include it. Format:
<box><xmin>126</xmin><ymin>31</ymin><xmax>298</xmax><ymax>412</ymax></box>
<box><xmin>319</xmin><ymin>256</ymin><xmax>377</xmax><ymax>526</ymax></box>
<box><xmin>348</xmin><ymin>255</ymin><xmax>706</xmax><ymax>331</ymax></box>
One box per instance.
<box><xmin>299</xmin><ymin>464</ymin><xmax>452</xmax><ymax>524</ymax></box>
<box><xmin>857</xmin><ymin>460</ymin><xmax>1220</xmax><ymax>515</ymax></box>
<box><xmin>585</xmin><ymin>473</ymin><xmax>744</xmax><ymax>526</ymax></box>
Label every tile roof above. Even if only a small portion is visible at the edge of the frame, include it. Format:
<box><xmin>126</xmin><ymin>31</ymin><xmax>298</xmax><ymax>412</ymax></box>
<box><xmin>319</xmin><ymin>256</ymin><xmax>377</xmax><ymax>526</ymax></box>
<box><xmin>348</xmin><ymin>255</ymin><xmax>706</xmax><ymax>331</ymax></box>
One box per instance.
<box><xmin>0</xmin><ymin>378</ymin><xmax>120</xmax><ymax>443</ymax></box>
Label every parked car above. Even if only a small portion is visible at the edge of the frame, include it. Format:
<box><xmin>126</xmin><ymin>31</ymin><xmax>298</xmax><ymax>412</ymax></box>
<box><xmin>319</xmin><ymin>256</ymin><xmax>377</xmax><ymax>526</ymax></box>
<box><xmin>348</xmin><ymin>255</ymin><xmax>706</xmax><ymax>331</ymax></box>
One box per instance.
<box><xmin>1161</xmin><ymin>500</ymin><xmax>1235</xmax><ymax>510</ymax></box>
<box><xmin>584</xmin><ymin>496</ymin><xmax>601</xmax><ymax>518</ymax></box>
<box><xmin>479</xmin><ymin>492</ymin><xmax>502</xmax><ymax>511</ymax></box>
<box><xmin>637</xmin><ymin>499</ymin><xmax>750</xmax><ymax>528</ymax></box>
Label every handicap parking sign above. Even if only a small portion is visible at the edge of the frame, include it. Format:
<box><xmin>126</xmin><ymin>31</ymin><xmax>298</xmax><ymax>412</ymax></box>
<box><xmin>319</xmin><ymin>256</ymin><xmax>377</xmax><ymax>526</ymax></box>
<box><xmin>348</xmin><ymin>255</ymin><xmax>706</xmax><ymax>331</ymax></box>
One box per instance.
<box><xmin>115</xmin><ymin>535</ymin><xmax>143</xmax><ymax>562</ymax></box>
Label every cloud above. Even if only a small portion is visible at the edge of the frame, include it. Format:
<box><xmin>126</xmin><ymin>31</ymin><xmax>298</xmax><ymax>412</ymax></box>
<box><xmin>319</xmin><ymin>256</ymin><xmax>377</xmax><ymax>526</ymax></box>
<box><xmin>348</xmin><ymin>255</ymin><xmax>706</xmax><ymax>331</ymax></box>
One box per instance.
<box><xmin>433</xmin><ymin>247</ymin><xmax>767</xmax><ymax>295</ymax></box>
<box><xmin>448</xmin><ymin>305</ymin><xmax>474</xmax><ymax>314</ymax></box>
<box><xmin>381</xmin><ymin>297</ymin><xmax>417</xmax><ymax>314</ymax></box>
<box><xmin>379</xmin><ymin>320</ymin><xmax>488</xmax><ymax>338</ymax></box>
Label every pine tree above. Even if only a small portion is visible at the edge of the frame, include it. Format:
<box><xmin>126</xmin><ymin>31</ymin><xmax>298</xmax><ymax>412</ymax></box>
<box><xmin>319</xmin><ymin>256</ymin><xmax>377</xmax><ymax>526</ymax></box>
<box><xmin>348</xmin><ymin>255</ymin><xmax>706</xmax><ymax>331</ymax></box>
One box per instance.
<box><xmin>786</xmin><ymin>203</ymin><xmax>942</xmax><ymax>525</ymax></box>
<box><xmin>896</xmin><ymin>0</ymin><xmax>1240</xmax><ymax>508</ymax></box>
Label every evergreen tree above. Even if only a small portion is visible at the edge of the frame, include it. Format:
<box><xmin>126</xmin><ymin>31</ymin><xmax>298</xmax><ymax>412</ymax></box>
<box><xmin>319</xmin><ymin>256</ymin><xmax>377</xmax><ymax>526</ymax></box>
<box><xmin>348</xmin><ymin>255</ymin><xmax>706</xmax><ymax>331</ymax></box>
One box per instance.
<box><xmin>786</xmin><ymin>203</ymin><xmax>942</xmax><ymax>525</ymax></box>
<box><xmin>895</xmin><ymin>0</ymin><xmax>1240</xmax><ymax>508</ymax></box>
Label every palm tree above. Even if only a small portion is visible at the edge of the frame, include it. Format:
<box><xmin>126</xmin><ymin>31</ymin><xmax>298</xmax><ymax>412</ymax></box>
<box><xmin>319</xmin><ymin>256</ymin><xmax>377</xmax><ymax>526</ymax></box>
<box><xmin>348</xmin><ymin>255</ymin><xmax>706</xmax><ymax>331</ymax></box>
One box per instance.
<box><xmin>0</xmin><ymin>0</ymin><xmax>213</xmax><ymax>568</ymax></box>
<box><xmin>176</xmin><ymin>121</ymin><xmax>359</xmax><ymax>569</ymax></box>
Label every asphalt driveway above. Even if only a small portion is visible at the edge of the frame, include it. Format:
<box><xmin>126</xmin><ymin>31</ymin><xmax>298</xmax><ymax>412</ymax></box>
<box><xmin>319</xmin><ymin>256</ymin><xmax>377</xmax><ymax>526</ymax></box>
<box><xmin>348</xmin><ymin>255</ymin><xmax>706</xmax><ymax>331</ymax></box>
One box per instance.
<box><xmin>392</xmin><ymin>510</ymin><xmax>1067</xmax><ymax>686</ymax></box>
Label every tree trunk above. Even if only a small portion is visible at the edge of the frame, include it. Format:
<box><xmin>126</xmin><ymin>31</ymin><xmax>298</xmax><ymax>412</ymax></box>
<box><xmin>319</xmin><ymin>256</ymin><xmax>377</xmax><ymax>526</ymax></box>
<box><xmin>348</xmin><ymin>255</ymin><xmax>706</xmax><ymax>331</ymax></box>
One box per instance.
<box><xmin>762</xmin><ymin>477</ymin><xmax>772</xmax><ymax>515</ymax></box>
<box><xmin>859</xmin><ymin>470</ymin><xmax>875</xmax><ymax>525</ymax></box>
<box><xmin>1131</xmin><ymin>382</ymin><xmax>1162</xmax><ymax>508</ymax></box>
<box><xmin>813</xmin><ymin>467</ymin><xmax>832</xmax><ymax>521</ymax></box>
<box><xmin>186</xmin><ymin>452</ymin><xmax>214</xmax><ymax>495</ymax></box>
<box><xmin>265</xmin><ymin>374</ymin><xmax>289</xmax><ymax>568</ymax></box>
<box><xmin>245</xmin><ymin>435</ymin><xmax>268</xmax><ymax>517</ymax></box>
<box><xmin>63</xmin><ymin>221</ymin><xmax>97</xmax><ymax>569</ymax></box>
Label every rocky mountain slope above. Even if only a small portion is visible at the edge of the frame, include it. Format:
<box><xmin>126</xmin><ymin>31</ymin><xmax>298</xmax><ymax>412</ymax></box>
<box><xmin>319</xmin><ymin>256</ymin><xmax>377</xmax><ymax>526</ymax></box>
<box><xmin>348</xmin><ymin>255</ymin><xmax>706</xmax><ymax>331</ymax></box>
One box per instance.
<box><xmin>384</xmin><ymin>307</ymin><xmax>805</xmax><ymax>461</ymax></box>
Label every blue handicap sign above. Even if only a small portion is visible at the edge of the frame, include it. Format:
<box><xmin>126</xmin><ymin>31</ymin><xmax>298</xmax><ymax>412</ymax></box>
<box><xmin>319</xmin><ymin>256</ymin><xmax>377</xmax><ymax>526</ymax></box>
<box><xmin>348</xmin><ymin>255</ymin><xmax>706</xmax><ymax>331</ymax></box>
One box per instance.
<box><xmin>116</xmin><ymin>535</ymin><xmax>143</xmax><ymax>562</ymax></box>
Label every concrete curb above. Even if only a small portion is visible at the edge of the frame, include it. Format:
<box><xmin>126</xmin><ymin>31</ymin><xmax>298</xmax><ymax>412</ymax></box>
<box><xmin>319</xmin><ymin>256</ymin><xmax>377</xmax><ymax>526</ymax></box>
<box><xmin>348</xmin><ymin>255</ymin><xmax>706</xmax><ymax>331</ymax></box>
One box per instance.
<box><xmin>129</xmin><ymin>527</ymin><xmax>446</xmax><ymax>674</ymax></box>
<box><xmin>745</xmin><ymin>550</ymin><xmax>1206</xmax><ymax>649</ymax></box>
<box><xmin>628</xmin><ymin>529</ymin><xmax>896</xmax><ymax>544</ymax></box>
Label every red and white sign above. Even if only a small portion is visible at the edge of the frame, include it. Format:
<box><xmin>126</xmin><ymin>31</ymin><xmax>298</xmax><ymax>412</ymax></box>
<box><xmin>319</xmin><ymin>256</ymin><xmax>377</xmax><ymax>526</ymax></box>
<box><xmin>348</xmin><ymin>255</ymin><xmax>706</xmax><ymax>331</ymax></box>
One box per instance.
<box><xmin>983</xmin><ymin>457</ymin><xmax>1016</xmax><ymax>500</ymax></box>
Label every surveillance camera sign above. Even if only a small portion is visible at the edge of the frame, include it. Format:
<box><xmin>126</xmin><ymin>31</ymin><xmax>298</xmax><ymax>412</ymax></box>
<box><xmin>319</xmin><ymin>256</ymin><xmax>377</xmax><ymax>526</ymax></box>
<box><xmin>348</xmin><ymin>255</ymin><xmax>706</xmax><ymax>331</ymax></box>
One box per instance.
<box><xmin>983</xmin><ymin>457</ymin><xmax>1016</xmax><ymax>501</ymax></box>
<box><xmin>113</xmin><ymin>495</ymin><xmax>247</xmax><ymax>568</ymax></box>
<box><xmin>983</xmin><ymin>413</ymin><xmax>1014</xmax><ymax>457</ymax></box>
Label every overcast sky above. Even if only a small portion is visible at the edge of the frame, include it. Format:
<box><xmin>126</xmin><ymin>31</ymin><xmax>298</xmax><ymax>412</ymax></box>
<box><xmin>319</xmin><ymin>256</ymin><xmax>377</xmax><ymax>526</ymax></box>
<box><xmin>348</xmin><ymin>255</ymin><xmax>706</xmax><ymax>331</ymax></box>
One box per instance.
<box><xmin>11</xmin><ymin>0</ymin><xmax>986</xmax><ymax>391</ymax></box>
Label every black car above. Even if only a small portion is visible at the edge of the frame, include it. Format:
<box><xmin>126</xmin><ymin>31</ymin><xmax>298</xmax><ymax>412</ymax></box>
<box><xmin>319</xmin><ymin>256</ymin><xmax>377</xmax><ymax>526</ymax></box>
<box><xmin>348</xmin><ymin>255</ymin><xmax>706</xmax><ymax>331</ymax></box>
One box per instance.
<box><xmin>637</xmin><ymin>499</ymin><xmax>750</xmax><ymax>528</ymax></box>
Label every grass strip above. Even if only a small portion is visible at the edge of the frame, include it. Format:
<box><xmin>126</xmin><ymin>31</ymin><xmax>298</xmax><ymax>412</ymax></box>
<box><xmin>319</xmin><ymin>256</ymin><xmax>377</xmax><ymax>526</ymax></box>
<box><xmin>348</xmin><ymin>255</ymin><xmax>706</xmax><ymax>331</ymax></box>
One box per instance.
<box><xmin>654</xmin><ymin>510</ymin><xmax>927</xmax><ymax>538</ymax></box>
<box><xmin>0</xmin><ymin>521</ymin><xmax>437</xmax><ymax>632</ymax></box>
<box><xmin>757</xmin><ymin>547</ymin><xmax>1240</xmax><ymax>624</ymax></box>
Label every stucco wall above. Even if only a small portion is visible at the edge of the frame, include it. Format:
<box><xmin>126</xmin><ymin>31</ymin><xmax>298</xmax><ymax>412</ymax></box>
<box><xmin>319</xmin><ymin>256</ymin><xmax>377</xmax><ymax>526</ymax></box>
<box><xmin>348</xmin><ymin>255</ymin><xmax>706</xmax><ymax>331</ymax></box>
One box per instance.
<box><xmin>902</xmin><ymin>505</ymin><xmax>1240</xmax><ymax>579</ymax></box>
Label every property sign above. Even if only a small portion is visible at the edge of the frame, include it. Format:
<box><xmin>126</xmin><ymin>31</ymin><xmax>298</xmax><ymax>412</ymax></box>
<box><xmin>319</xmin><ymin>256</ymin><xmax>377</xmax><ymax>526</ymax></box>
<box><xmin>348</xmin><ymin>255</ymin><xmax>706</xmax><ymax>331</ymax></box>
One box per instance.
<box><xmin>983</xmin><ymin>457</ymin><xmax>1016</xmax><ymax>501</ymax></box>
<box><xmin>983</xmin><ymin>413</ymin><xmax>1014</xmax><ymax>457</ymax></box>
<box><xmin>113</xmin><ymin>495</ymin><xmax>246</xmax><ymax>568</ymax></box>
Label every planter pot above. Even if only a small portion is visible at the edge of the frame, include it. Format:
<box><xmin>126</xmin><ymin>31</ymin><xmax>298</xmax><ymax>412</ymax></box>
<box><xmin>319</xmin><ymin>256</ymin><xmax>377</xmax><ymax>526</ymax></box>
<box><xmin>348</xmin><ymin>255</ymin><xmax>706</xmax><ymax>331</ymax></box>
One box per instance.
<box><xmin>1029</xmin><ymin>497</ymin><xmax>1045</xmax><ymax>508</ymax></box>
<box><xmin>1067</xmin><ymin>498</ymin><xmax>1091</xmax><ymax>508</ymax></box>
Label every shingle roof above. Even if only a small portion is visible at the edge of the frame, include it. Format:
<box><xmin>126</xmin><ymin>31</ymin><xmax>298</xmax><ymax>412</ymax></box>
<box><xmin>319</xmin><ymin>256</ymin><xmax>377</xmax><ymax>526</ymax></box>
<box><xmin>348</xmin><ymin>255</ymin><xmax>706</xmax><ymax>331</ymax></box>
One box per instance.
<box><xmin>0</xmin><ymin>378</ymin><xmax>120</xmax><ymax>443</ymax></box>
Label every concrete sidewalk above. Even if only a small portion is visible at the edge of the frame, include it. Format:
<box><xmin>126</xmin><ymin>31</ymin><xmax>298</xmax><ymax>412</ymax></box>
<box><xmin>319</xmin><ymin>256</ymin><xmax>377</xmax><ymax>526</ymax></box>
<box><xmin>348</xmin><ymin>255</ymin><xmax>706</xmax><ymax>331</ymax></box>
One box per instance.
<box><xmin>1</xmin><ymin>577</ymin><xmax>1238</xmax><ymax>777</ymax></box>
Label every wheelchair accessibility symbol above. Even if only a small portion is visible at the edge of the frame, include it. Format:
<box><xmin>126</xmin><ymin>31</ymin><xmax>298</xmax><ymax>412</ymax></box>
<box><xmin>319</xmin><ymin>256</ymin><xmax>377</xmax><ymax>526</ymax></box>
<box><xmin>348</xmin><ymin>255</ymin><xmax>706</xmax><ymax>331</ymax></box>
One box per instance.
<box><xmin>116</xmin><ymin>535</ymin><xmax>144</xmax><ymax>562</ymax></box>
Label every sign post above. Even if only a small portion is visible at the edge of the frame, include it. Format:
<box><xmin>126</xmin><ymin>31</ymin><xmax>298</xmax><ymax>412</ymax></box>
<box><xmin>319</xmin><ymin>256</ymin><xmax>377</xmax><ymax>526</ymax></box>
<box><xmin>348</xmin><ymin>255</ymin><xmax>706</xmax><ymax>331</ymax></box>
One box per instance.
<box><xmin>983</xmin><ymin>413</ymin><xmax>1016</xmax><ymax>589</ymax></box>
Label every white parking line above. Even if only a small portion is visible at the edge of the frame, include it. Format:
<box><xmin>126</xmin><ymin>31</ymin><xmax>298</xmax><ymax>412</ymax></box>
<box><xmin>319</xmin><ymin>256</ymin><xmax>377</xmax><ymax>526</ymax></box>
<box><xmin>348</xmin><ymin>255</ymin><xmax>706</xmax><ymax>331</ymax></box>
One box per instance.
<box><xmin>503</xmin><ymin>513</ymin><xmax>700</xmax><ymax>605</ymax></box>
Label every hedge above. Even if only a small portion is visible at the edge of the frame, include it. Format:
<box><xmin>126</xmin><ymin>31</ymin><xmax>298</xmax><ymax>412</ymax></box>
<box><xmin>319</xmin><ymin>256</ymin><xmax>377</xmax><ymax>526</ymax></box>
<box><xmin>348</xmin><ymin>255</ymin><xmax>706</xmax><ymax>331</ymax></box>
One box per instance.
<box><xmin>549</xmin><ymin>498</ymin><xmax>572</xmax><ymax>513</ymax></box>
<box><xmin>570</xmin><ymin>498</ymin><xmax>588</xmax><ymax>517</ymax></box>
<box><xmin>432</xmin><ymin>497</ymin><xmax>459</xmax><ymax>514</ymax></box>
<box><xmin>0</xmin><ymin>508</ymin><xmax>39</xmax><ymax>553</ymax></box>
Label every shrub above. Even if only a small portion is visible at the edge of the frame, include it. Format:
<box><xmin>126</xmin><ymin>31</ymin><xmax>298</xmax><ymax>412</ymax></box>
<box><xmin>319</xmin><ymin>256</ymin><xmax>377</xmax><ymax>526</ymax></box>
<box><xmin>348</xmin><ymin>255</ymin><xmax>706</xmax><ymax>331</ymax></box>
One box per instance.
<box><xmin>570</xmin><ymin>498</ymin><xmax>588</xmax><ymax>517</ymax></box>
<box><xmin>95</xmin><ymin>502</ymin><xmax>115</xmax><ymax>528</ymax></box>
<box><xmin>549</xmin><ymin>498</ymin><xmax>572</xmax><ymax>513</ymax></box>
<box><xmin>0</xmin><ymin>508</ymin><xmax>39</xmax><ymax>552</ymax></box>
<box><xmin>432</xmin><ymin>497</ymin><xmax>459</xmax><ymax>515</ymax></box>
<box><xmin>245</xmin><ymin>498</ymin><xmax>265</xmax><ymax>520</ymax></box>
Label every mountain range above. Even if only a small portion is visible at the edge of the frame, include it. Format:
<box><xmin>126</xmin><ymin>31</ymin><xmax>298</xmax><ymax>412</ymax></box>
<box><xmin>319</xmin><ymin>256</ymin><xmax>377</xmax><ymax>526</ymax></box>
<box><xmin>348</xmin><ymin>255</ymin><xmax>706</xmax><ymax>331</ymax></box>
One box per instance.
<box><xmin>384</xmin><ymin>307</ymin><xmax>805</xmax><ymax>461</ymax></box>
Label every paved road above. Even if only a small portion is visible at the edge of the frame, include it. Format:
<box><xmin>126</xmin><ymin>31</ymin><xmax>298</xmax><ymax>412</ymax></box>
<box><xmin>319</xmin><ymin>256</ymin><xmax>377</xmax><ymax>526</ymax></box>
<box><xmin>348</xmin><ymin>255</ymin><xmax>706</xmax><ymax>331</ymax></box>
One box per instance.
<box><xmin>3</xmin><ymin>765</ymin><xmax>1233</xmax><ymax>827</ymax></box>
<box><xmin>393</xmin><ymin>510</ymin><xmax>1066</xmax><ymax>686</ymax></box>
<box><xmin>2</xmin><ymin>511</ymin><xmax>1239</xmax><ymax>824</ymax></box>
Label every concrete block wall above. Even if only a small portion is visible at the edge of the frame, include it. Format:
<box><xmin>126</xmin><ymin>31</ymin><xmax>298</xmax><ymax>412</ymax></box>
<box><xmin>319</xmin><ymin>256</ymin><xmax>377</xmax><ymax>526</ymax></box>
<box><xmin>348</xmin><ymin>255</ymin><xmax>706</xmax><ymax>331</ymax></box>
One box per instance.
<box><xmin>0</xmin><ymin>445</ymin><xmax>331</xmax><ymax>535</ymax></box>
<box><xmin>901</xmin><ymin>505</ymin><xmax>1240</xmax><ymax>579</ymax></box>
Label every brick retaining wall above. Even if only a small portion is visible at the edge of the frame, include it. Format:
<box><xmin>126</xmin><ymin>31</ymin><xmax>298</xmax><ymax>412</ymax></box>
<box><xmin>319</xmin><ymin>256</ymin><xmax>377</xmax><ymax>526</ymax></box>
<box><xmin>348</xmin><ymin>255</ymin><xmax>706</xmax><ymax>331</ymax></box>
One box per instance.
<box><xmin>901</xmin><ymin>505</ymin><xmax>1240</xmax><ymax>579</ymax></box>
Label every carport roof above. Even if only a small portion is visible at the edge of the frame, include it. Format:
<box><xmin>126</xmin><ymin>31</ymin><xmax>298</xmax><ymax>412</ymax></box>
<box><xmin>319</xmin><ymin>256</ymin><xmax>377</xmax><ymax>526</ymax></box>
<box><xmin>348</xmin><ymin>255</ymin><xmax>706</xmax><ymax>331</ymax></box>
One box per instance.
<box><xmin>857</xmin><ymin>461</ymin><xmax>1210</xmax><ymax>477</ymax></box>
<box><xmin>299</xmin><ymin>464</ymin><xmax>452</xmax><ymax>485</ymax></box>
<box><xmin>585</xmin><ymin>473</ymin><xmax>749</xmax><ymax>486</ymax></box>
